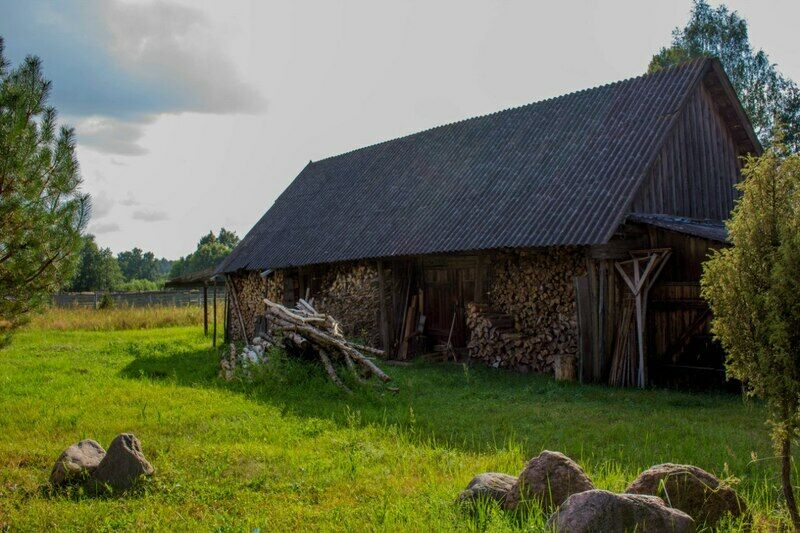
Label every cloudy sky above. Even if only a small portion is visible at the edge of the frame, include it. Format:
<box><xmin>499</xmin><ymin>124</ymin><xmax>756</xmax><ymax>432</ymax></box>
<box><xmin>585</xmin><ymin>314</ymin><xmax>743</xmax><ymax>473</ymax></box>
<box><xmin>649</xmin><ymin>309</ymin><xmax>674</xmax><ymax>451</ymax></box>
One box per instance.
<box><xmin>1</xmin><ymin>0</ymin><xmax>798</xmax><ymax>259</ymax></box>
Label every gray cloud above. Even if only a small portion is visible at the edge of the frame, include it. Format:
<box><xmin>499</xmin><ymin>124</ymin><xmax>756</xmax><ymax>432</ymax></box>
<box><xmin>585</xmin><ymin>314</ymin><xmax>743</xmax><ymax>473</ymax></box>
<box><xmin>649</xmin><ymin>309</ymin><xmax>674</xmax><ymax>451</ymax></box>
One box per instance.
<box><xmin>90</xmin><ymin>190</ymin><xmax>115</xmax><ymax>219</ymax></box>
<box><xmin>90</xmin><ymin>221</ymin><xmax>121</xmax><ymax>234</ymax></box>
<box><xmin>119</xmin><ymin>192</ymin><xmax>140</xmax><ymax>207</ymax></box>
<box><xmin>4</xmin><ymin>1</ymin><xmax>266</xmax><ymax>156</ymax></box>
<box><xmin>73</xmin><ymin>115</ymin><xmax>152</xmax><ymax>156</ymax></box>
<box><xmin>132</xmin><ymin>209</ymin><xmax>169</xmax><ymax>222</ymax></box>
<box><xmin>99</xmin><ymin>0</ymin><xmax>266</xmax><ymax>115</ymax></box>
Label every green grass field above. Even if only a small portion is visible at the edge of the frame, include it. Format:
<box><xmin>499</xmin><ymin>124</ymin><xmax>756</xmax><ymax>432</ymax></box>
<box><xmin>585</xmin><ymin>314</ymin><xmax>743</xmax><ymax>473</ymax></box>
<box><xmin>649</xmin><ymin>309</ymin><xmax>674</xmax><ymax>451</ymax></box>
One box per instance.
<box><xmin>0</xmin><ymin>313</ymin><xmax>791</xmax><ymax>531</ymax></box>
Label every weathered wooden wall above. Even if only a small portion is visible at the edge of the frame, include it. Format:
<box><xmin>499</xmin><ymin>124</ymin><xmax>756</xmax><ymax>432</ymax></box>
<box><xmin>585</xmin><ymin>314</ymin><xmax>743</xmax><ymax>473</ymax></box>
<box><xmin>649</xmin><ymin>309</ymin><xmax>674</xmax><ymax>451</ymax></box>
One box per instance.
<box><xmin>645</xmin><ymin>227</ymin><xmax>726</xmax><ymax>385</ymax></box>
<box><xmin>631</xmin><ymin>84</ymin><xmax>743</xmax><ymax>220</ymax></box>
<box><xmin>576</xmin><ymin>225</ymin><xmax>727</xmax><ymax>385</ymax></box>
<box><xmin>52</xmin><ymin>289</ymin><xmax>225</xmax><ymax>309</ymax></box>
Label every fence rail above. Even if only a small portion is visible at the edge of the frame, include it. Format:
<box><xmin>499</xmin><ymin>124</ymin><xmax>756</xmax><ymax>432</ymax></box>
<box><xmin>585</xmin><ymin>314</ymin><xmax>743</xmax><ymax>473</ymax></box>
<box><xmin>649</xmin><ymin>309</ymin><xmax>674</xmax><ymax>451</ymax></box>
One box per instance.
<box><xmin>52</xmin><ymin>289</ymin><xmax>227</xmax><ymax>309</ymax></box>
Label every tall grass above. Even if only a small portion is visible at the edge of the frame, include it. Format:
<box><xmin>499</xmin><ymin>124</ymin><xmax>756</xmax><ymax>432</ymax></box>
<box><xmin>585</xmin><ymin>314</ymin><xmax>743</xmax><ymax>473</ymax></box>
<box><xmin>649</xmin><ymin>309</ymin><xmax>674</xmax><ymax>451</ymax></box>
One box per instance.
<box><xmin>25</xmin><ymin>304</ymin><xmax>225</xmax><ymax>332</ymax></box>
<box><xmin>0</xmin><ymin>321</ymin><xmax>790</xmax><ymax>530</ymax></box>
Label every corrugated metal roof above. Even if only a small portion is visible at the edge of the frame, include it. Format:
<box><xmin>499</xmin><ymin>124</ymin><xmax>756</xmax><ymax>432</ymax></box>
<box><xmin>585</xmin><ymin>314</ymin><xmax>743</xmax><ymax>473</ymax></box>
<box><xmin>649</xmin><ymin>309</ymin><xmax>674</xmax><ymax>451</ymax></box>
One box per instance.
<box><xmin>220</xmin><ymin>59</ymin><xmax>713</xmax><ymax>273</ymax></box>
<box><xmin>627</xmin><ymin>213</ymin><xmax>728</xmax><ymax>243</ymax></box>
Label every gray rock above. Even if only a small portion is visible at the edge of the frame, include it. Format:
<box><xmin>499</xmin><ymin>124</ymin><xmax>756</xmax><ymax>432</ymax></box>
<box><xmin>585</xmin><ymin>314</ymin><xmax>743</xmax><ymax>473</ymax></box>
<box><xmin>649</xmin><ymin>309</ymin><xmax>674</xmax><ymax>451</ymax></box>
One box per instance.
<box><xmin>457</xmin><ymin>472</ymin><xmax>517</xmax><ymax>505</ymax></box>
<box><xmin>547</xmin><ymin>490</ymin><xmax>695</xmax><ymax>533</ymax></box>
<box><xmin>504</xmin><ymin>450</ymin><xmax>594</xmax><ymax>511</ymax></box>
<box><xmin>50</xmin><ymin>439</ymin><xmax>106</xmax><ymax>486</ymax></box>
<box><xmin>626</xmin><ymin>463</ymin><xmax>746</xmax><ymax>526</ymax></box>
<box><xmin>89</xmin><ymin>433</ymin><xmax>154</xmax><ymax>493</ymax></box>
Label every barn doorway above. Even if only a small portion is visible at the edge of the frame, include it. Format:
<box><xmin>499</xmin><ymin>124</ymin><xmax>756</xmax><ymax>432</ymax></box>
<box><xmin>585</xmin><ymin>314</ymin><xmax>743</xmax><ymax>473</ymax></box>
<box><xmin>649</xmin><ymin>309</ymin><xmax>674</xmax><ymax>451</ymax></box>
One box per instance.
<box><xmin>420</xmin><ymin>259</ymin><xmax>479</xmax><ymax>350</ymax></box>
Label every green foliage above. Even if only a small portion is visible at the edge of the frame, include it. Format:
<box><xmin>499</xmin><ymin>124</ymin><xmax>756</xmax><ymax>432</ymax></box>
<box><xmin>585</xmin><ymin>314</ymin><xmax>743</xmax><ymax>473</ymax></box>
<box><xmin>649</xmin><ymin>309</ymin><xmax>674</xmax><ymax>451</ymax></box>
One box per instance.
<box><xmin>0</xmin><ymin>38</ymin><xmax>88</xmax><ymax>346</ymax></box>
<box><xmin>117</xmin><ymin>248</ymin><xmax>172</xmax><ymax>283</ymax></box>
<box><xmin>703</xmin><ymin>145</ymin><xmax>800</xmax><ymax>432</ymax></box>
<box><xmin>170</xmin><ymin>228</ymin><xmax>239</xmax><ymax>278</ymax></box>
<box><xmin>650</xmin><ymin>0</ymin><xmax>800</xmax><ymax>152</ymax></box>
<box><xmin>117</xmin><ymin>278</ymin><xmax>164</xmax><ymax>292</ymax></box>
<box><xmin>702</xmin><ymin>144</ymin><xmax>800</xmax><ymax>521</ymax></box>
<box><xmin>67</xmin><ymin>235</ymin><xmax>123</xmax><ymax>292</ymax></box>
<box><xmin>117</xmin><ymin>247</ymin><xmax>156</xmax><ymax>281</ymax></box>
<box><xmin>0</xmin><ymin>324</ymin><xmax>781</xmax><ymax>529</ymax></box>
<box><xmin>97</xmin><ymin>292</ymin><xmax>115</xmax><ymax>310</ymax></box>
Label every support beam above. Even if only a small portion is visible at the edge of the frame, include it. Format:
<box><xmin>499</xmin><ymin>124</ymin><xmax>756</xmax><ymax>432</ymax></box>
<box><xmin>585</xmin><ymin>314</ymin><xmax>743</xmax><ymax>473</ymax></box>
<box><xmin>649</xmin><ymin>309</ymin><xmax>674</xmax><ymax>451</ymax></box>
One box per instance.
<box><xmin>613</xmin><ymin>248</ymin><xmax>672</xmax><ymax>388</ymax></box>
<box><xmin>212</xmin><ymin>283</ymin><xmax>218</xmax><ymax>347</ymax></box>
<box><xmin>203</xmin><ymin>284</ymin><xmax>208</xmax><ymax>336</ymax></box>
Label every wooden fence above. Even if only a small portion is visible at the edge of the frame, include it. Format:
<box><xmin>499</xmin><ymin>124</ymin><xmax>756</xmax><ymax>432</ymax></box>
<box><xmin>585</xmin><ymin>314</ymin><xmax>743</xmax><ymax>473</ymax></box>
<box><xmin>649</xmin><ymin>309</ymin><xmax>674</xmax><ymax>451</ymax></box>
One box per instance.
<box><xmin>52</xmin><ymin>288</ymin><xmax>227</xmax><ymax>309</ymax></box>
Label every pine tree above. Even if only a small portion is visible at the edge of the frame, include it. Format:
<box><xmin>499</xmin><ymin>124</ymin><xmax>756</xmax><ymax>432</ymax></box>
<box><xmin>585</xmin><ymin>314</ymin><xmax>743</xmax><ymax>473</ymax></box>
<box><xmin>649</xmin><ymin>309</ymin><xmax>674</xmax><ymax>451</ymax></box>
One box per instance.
<box><xmin>0</xmin><ymin>38</ymin><xmax>88</xmax><ymax>346</ymax></box>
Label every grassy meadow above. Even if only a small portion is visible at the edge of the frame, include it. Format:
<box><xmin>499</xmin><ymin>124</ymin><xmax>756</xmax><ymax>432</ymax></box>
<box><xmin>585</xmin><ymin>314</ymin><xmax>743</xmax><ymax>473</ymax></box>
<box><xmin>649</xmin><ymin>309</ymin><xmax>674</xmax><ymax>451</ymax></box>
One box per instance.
<box><xmin>0</xmin><ymin>307</ymin><xmax>792</xmax><ymax>530</ymax></box>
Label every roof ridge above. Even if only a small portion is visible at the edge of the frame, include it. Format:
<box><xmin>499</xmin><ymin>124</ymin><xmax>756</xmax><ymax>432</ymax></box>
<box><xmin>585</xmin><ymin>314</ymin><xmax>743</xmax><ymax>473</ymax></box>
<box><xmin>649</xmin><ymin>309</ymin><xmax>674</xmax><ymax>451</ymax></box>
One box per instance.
<box><xmin>310</xmin><ymin>58</ymin><xmax>711</xmax><ymax>165</ymax></box>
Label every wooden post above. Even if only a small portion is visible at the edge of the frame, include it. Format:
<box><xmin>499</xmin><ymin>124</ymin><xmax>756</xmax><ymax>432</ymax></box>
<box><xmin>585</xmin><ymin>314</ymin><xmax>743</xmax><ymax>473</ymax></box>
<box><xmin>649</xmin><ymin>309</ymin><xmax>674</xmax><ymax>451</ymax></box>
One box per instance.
<box><xmin>223</xmin><ymin>289</ymin><xmax>229</xmax><ymax>343</ymax></box>
<box><xmin>212</xmin><ymin>283</ymin><xmax>218</xmax><ymax>347</ymax></box>
<box><xmin>203</xmin><ymin>283</ymin><xmax>208</xmax><ymax>336</ymax></box>
<box><xmin>597</xmin><ymin>262</ymin><xmax>606</xmax><ymax>380</ymax></box>
<box><xmin>377</xmin><ymin>260</ymin><xmax>389</xmax><ymax>351</ymax></box>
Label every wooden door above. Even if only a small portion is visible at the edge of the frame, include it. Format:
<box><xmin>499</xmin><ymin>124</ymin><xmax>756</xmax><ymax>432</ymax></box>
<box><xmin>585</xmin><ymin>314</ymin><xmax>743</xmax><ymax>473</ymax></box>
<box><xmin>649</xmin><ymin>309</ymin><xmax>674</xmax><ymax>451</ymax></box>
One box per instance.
<box><xmin>422</xmin><ymin>265</ymin><xmax>474</xmax><ymax>348</ymax></box>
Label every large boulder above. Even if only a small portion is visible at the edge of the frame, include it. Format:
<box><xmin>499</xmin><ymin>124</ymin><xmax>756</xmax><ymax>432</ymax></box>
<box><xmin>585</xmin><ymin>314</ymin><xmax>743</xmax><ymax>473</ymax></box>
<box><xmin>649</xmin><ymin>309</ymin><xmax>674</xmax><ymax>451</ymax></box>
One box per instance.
<box><xmin>89</xmin><ymin>433</ymin><xmax>154</xmax><ymax>493</ymax></box>
<box><xmin>626</xmin><ymin>463</ymin><xmax>745</xmax><ymax>526</ymax></box>
<box><xmin>547</xmin><ymin>489</ymin><xmax>695</xmax><ymax>533</ymax></box>
<box><xmin>504</xmin><ymin>450</ymin><xmax>594</xmax><ymax>511</ymax></box>
<box><xmin>457</xmin><ymin>472</ymin><xmax>517</xmax><ymax>505</ymax></box>
<box><xmin>50</xmin><ymin>439</ymin><xmax>106</xmax><ymax>486</ymax></box>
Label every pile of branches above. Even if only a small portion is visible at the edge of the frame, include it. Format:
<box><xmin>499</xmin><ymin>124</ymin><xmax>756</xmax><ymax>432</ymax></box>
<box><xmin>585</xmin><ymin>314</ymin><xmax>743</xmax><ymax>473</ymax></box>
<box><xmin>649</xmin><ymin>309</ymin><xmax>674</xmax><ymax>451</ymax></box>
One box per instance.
<box><xmin>263</xmin><ymin>297</ymin><xmax>393</xmax><ymax>392</ymax></box>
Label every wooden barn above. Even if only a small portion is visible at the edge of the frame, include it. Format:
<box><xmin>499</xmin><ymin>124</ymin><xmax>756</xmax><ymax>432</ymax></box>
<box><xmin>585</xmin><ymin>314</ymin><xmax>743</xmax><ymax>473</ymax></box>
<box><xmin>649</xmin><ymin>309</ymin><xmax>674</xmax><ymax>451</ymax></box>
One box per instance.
<box><xmin>217</xmin><ymin>58</ymin><xmax>760</xmax><ymax>388</ymax></box>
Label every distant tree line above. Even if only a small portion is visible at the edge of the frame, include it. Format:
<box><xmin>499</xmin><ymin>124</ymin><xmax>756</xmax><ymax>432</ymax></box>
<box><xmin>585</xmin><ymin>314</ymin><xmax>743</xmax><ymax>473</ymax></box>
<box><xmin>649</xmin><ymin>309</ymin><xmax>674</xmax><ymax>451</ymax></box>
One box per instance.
<box><xmin>65</xmin><ymin>228</ymin><xmax>239</xmax><ymax>293</ymax></box>
<box><xmin>169</xmin><ymin>228</ymin><xmax>239</xmax><ymax>279</ymax></box>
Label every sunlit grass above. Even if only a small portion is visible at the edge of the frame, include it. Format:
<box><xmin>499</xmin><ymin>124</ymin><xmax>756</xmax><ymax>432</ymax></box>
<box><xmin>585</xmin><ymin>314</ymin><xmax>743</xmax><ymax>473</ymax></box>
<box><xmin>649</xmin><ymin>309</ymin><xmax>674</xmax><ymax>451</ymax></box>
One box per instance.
<box><xmin>24</xmin><ymin>304</ymin><xmax>224</xmax><ymax>332</ymax></box>
<box><xmin>0</xmin><ymin>318</ymin><xmax>791</xmax><ymax>530</ymax></box>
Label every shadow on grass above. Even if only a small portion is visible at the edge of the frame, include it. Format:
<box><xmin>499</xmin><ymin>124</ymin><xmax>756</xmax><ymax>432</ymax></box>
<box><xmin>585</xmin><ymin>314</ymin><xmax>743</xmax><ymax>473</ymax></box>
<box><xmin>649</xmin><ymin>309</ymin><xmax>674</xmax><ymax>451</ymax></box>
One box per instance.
<box><xmin>118</xmin><ymin>341</ymin><xmax>753</xmax><ymax>463</ymax></box>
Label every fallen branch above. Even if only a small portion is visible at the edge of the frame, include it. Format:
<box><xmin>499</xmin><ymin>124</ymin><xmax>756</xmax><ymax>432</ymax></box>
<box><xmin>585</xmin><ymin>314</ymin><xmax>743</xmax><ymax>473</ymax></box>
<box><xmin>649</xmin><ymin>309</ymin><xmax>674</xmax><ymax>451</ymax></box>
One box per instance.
<box><xmin>263</xmin><ymin>297</ymin><xmax>393</xmax><ymax>388</ymax></box>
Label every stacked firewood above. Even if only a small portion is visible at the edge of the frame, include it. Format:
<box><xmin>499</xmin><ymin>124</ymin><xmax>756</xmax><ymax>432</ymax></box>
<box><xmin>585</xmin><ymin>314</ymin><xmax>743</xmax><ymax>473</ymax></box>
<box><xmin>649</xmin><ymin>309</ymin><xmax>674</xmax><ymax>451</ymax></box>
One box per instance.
<box><xmin>264</xmin><ymin>270</ymin><xmax>285</xmax><ymax>303</ymax></box>
<box><xmin>264</xmin><ymin>297</ymin><xmax>392</xmax><ymax>392</ymax></box>
<box><xmin>315</xmin><ymin>263</ymin><xmax>381</xmax><ymax>346</ymax></box>
<box><xmin>466</xmin><ymin>303</ymin><xmax>519</xmax><ymax>367</ymax></box>
<box><xmin>467</xmin><ymin>249</ymin><xmax>583</xmax><ymax>373</ymax></box>
<box><xmin>228</xmin><ymin>271</ymin><xmax>266</xmax><ymax>342</ymax></box>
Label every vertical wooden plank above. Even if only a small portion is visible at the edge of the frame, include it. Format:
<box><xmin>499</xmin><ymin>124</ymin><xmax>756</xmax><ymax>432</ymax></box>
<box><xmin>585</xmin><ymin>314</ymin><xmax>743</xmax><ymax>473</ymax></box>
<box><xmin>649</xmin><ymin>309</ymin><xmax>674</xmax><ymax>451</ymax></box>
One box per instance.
<box><xmin>212</xmin><ymin>283</ymin><xmax>217</xmax><ymax>347</ymax></box>
<box><xmin>597</xmin><ymin>262</ymin><xmax>607</xmax><ymax>380</ymax></box>
<box><xmin>389</xmin><ymin>261</ymin><xmax>397</xmax><ymax>351</ymax></box>
<box><xmin>574</xmin><ymin>275</ymin><xmax>594</xmax><ymax>383</ymax></box>
<box><xmin>377</xmin><ymin>260</ymin><xmax>389</xmax><ymax>351</ymax></box>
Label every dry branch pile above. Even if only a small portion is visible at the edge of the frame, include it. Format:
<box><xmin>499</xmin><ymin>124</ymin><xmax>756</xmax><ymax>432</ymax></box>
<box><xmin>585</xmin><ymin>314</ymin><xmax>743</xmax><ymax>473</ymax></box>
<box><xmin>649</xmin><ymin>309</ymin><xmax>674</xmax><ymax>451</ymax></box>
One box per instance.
<box><xmin>263</xmin><ymin>297</ymin><xmax>391</xmax><ymax>392</ymax></box>
<box><xmin>467</xmin><ymin>249</ymin><xmax>584</xmax><ymax>373</ymax></box>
